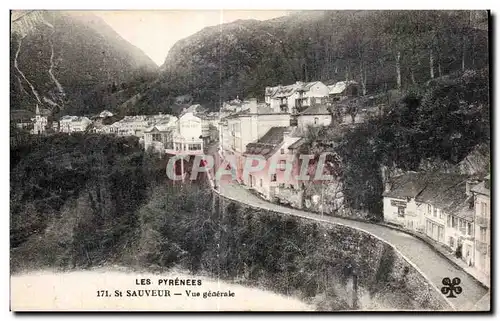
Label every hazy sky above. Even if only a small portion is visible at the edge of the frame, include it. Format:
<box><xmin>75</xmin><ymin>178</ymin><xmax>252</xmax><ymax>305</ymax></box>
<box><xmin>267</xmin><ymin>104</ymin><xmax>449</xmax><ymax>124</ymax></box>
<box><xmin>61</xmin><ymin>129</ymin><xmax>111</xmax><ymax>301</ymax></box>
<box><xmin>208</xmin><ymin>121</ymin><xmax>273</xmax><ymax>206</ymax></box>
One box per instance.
<box><xmin>95</xmin><ymin>10</ymin><xmax>290</xmax><ymax>66</ymax></box>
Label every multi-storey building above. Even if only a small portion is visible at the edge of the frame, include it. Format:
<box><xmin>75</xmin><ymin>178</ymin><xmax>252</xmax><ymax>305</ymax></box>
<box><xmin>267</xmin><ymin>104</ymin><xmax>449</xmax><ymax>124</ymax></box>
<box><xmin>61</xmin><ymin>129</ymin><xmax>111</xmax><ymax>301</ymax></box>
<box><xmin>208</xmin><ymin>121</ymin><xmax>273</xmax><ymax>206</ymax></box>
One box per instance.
<box><xmin>265</xmin><ymin>81</ymin><xmax>330</xmax><ymax>114</ymax></box>
<box><xmin>143</xmin><ymin>116</ymin><xmax>178</xmax><ymax>153</ymax></box>
<box><xmin>31</xmin><ymin>105</ymin><xmax>51</xmax><ymax>135</ymax></box>
<box><xmin>59</xmin><ymin>115</ymin><xmax>92</xmax><ymax>133</ymax></box>
<box><xmin>383</xmin><ymin>172</ymin><xmax>490</xmax><ymax>278</ymax></box>
<box><xmin>472</xmin><ymin>174</ymin><xmax>490</xmax><ymax>280</ymax></box>
<box><xmin>166</xmin><ymin>112</ymin><xmax>204</xmax><ymax>155</ymax></box>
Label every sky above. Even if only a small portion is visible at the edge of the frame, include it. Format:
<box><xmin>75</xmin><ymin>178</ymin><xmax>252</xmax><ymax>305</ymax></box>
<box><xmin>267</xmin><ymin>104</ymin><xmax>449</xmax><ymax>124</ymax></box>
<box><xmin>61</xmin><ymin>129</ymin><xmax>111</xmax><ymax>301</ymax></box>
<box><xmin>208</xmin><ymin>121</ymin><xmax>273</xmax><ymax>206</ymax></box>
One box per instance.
<box><xmin>95</xmin><ymin>10</ymin><xmax>291</xmax><ymax>66</ymax></box>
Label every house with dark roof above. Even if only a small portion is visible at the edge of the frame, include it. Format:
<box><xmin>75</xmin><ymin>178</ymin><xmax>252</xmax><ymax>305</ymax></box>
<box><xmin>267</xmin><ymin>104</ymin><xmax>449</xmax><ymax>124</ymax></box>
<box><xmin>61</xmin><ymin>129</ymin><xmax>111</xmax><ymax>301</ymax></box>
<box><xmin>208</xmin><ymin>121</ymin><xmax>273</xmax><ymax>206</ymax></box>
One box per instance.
<box><xmin>241</xmin><ymin>126</ymin><xmax>302</xmax><ymax>201</ymax></box>
<box><xmin>265</xmin><ymin>81</ymin><xmax>330</xmax><ymax>114</ymax></box>
<box><xmin>383</xmin><ymin>172</ymin><xmax>481</xmax><ymax>267</ymax></box>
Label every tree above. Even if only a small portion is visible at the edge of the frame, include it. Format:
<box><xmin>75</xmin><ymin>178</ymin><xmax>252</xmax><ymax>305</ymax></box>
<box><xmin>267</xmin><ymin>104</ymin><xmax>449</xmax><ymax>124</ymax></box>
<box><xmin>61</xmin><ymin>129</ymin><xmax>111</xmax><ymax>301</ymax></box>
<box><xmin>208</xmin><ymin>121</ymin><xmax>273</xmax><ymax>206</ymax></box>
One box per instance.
<box><xmin>346</xmin><ymin>99</ymin><xmax>360</xmax><ymax>124</ymax></box>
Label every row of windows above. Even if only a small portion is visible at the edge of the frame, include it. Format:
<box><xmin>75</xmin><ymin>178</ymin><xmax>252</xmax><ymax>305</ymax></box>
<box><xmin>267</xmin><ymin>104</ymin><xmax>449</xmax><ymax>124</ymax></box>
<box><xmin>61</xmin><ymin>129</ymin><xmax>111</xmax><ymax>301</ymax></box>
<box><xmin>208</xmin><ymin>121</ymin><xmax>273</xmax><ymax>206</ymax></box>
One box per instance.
<box><xmin>174</xmin><ymin>143</ymin><xmax>202</xmax><ymax>151</ymax></box>
<box><xmin>446</xmin><ymin>215</ymin><xmax>473</xmax><ymax>236</ymax></box>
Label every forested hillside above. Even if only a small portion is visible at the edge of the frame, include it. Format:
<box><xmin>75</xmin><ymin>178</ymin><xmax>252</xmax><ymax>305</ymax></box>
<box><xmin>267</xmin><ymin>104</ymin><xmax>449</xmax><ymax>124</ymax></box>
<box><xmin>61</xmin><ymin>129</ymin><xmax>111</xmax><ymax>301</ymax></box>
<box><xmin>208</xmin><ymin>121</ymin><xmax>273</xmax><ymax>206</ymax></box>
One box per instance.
<box><xmin>10</xmin><ymin>133</ymin><xmax>164</xmax><ymax>262</ymax></box>
<box><xmin>130</xmin><ymin>10</ymin><xmax>488</xmax><ymax>111</ymax></box>
<box><xmin>309</xmin><ymin>69</ymin><xmax>490</xmax><ymax>217</ymax></box>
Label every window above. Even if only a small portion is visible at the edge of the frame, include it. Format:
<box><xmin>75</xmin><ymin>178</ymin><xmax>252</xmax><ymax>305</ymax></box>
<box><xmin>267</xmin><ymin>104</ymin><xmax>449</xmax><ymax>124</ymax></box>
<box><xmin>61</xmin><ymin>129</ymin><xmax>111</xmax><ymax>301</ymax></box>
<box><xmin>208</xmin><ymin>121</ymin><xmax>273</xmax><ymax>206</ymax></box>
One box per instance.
<box><xmin>260</xmin><ymin>179</ymin><xmax>263</xmax><ymax>187</ymax></box>
<box><xmin>467</xmin><ymin>223</ymin><xmax>473</xmax><ymax>236</ymax></box>
<box><xmin>439</xmin><ymin>210</ymin><xmax>444</xmax><ymax>219</ymax></box>
<box><xmin>427</xmin><ymin>204</ymin><xmax>432</xmax><ymax>215</ymax></box>
<box><xmin>188</xmin><ymin>144</ymin><xmax>201</xmax><ymax>151</ymax></box>
<box><xmin>398</xmin><ymin>207</ymin><xmax>405</xmax><ymax>217</ymax></box>
<box><xmin>271</xmin><ymin>174</ymin><xmax>277</xmax><ymax>182</ymax></box>
<box><xmin>480</xmin><ymin>227</ymin><xmax>487</xmax><ymax>242</ymax></box>
<box><xmin>314</xmin><ymin>117</ymin><xmax>319</xmax><ymax>125</ymax></box>
<box><xmin>280</xmin><ymin>148</ymin><xmax>285</xmax><ymax>154</ymax></box>
<box><xmin>278</xmin><ymin>159</ymin><xmax>287</xmax><ymax>171</ymax></box>
<box><xmin>452</xmin><ymin>216</ymin><xmax>457</xmax><ymax>228</ymax></box>
<box><xmin>447</xmin><ymin>215</ymin><xmax>451</xmax><ymax>227</ymax></box>
<box><xmin>433</xmin><ymin>207</ymin><xmax>437</xmax><ymax>217</ymax></box>
<box><xmin>481</xmin><ymin>202</ymin><xmax>487</xmax><ymax>216</ymax></box>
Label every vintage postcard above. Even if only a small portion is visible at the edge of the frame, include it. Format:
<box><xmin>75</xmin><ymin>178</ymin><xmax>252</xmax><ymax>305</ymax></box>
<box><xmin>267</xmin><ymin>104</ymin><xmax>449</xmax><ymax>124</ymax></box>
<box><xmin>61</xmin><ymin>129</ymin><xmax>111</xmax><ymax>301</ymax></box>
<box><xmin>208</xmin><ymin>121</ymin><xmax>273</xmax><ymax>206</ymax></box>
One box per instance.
<box><xmin>10</xmin><ymin>9</ymin><xmax>491</xmax><ymax>312</ymax></box>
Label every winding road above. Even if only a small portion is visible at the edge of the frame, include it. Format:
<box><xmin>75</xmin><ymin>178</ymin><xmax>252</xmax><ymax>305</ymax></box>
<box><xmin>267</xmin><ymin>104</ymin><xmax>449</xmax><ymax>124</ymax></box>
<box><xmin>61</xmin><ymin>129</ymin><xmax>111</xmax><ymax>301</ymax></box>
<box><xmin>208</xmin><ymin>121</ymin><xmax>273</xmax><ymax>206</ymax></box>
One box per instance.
<box><xmin>204</xmin><ymin>144</ymin><xmax>489</xmax><ymax>311</ymax></box>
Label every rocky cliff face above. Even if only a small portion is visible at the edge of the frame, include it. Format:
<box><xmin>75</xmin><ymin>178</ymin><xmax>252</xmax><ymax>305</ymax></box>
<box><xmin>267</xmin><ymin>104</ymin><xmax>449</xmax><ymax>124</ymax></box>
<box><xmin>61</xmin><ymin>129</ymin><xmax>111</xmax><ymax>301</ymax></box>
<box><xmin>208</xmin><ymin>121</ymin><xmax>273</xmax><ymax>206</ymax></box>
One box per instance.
<box><xmin>10</xmin><ymin>11</ymin><xmax>158</xmax><ymax>116</ymax></box>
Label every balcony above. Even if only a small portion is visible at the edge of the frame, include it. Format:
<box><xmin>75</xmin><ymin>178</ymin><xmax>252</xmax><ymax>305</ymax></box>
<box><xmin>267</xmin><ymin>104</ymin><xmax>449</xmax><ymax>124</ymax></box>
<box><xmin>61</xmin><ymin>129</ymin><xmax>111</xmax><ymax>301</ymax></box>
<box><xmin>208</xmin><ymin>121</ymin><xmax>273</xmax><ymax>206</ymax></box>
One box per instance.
<box><xmin>476</xmin><ymin>216</ymin><xmax>489</xmax><ymax>227</ymax></box>
<box><xmin>476</xmin><ymin>240</ymin><xmax>489</xmax><ymax>255</ymax></box>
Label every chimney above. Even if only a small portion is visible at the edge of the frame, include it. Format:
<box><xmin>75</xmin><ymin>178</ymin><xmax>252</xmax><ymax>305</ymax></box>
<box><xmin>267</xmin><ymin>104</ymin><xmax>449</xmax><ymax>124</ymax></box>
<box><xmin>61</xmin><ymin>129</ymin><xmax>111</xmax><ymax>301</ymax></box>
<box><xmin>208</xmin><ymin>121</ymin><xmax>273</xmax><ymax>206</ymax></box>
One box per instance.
<box><xmin>466</xmin><ymin>179</ymin><xmax>479</xmax><ymax>196</ymax></box>
<box><xmin>249</xmin><ymin>98</ymin><xmax>258</xmax><ymax>114</ymax></box>
<box><xmin>384</xmin><ymin>181</ymin><xmax>392</xmax><ymax>193</ymax></box>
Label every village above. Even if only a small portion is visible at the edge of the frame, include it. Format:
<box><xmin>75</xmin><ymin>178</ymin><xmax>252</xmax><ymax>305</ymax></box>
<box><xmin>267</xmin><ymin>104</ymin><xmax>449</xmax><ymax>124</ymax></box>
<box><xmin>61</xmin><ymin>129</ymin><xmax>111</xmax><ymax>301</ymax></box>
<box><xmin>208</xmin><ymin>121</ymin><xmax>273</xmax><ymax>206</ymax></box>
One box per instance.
<box><xmin>11</xmin><ymin>77</ymin><xmax>490</xmax><ymax>289</ymax></box>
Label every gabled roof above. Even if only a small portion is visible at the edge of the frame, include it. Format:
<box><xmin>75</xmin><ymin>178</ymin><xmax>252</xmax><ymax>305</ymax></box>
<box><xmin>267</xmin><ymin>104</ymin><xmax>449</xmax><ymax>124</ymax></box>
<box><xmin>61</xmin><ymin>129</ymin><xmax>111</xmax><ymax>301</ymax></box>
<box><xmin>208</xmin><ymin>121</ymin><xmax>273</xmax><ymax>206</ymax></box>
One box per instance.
<box><xmin>328</xmin><ymin>80</ymin><xmax>358</xmax><ymax>95</ymax></box>
<box><xmin>244</xmin><ymin>127</ymin><xmax>290</xmax><ymax>159</ymax></box>
<box><xmin>301</xmin><ymin>81</ymin><xmax>323</xmax><ymax>91</ymax></box>
<box><xmin>265</xmin><ymin>87</ymin><xmax>279</xmax><ymax>97</ymax></box>
<box><xmin>144</xmin><ymin>120</ymin><xmax>175</xmax><ymax>133</ymax></box>
<box><xmin>272</xmin><ymin>84</ymin><xmax>298</xmax><ymax>98</ymax></box>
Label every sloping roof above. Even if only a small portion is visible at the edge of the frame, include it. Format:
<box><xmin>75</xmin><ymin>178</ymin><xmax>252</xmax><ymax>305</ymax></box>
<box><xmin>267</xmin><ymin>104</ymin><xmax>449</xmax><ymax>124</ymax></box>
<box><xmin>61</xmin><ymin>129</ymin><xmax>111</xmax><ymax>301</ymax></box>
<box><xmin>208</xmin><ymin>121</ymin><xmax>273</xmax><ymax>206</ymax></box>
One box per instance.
<box><xmin>144</xmin><ymin>120</ymin><xmax>175</xmax><ymax>132</ymax></box>
<box><xmin>383</xmin><ymin>172</ymin><xmax>467</xmax><ymax>200</ymax></box>
<box><xmin>384</xmin><ymin>172</ymin><xmax>474</xmax><ymax>219</ymax></box>
<box><xmin>272</xmin><ymin>84</ymin><xmax>298</xmax><ymax>98</ymax></box>
<box><xmin>416</xmin><ymin>174</ymin><xmax>468</xmax><ymax>204</ymax></box>
<box><xmin>223</xmin><ymin>103</ymin><xmax>280</xmax><ymax>119</ymax></box>
<box><xmin>471</xmin><ymin>180</ymin><xmax>490</xmax><ymax>197</ymax></box>
<box><xmin>302</xmin><ymin>81</ymin><xmax>322</xmax><ymax>91</ymax></box>
<box><xmin>288</xmin><ymin>137</ymin><xmax>306</xmax><ymax>150</ymax></box>
<box><xmin>328</xmin><ymin>80</ymin><xmax>358</xmax><ymax>95</ymax></box>
<box><xmin>436</xmin><ymin>182</ymin><xmax>475</xmax><ymax>221</ymax></box>
<box><xmin>265</xmin><ymin>87</ymin><xmax>278</xmax><ymax>96</ymax></box>
<box><xmin>300</xmin><ymin>104</ymin><xmax>331</xmax><ymax>115</ymax></box>
<box><xmin>268</xmin><ymin>80</ymin><xmax>324</xmax><ymax>98</ymax></box>
<box><xmin>244</xmin><ymin>127</ymin><xmax>289</xmax><ymax>159</ymax></box>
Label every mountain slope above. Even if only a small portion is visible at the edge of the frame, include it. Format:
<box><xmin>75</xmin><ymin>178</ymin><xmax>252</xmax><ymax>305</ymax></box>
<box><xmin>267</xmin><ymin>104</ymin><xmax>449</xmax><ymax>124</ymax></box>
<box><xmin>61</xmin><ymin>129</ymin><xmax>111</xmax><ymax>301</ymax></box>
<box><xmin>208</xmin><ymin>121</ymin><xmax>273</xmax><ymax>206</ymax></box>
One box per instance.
<box><xmin>10</xmin><ymin>10</ymin><xmax>158</xmax><ymax>116</ymax></box>
<box><xmin>134</xmin><ymin>10</ymin><xmax>488</xmax><ymax>111</ymax></box>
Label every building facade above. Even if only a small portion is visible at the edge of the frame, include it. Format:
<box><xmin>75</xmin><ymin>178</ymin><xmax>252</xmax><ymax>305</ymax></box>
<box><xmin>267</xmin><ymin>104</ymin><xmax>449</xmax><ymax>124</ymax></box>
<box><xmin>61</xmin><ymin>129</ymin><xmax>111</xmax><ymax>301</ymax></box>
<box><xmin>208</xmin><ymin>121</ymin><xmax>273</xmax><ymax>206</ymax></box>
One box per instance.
<box><xmin>266</xmin><ymin>81</ymin><xmax>330</xmax><ymax>114</ymax></box>
<box><xmin>59</xmin><ymin>115</ymin><xmax>92</xmax><ymax>133</ymax></box>
<box><xmin>472</xmin><ymin>175</ymin><xmax>491</xmax><ymax>279</ymax></box>
<box><xmin>165</xmin><ymin>112</ymin><xmax>204</xmax><ymax>155</ymax></box>
<box><xmin>383</xmin><ymin>172</ymin><xmax>490</xmax><ymax>281</ymax></box>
